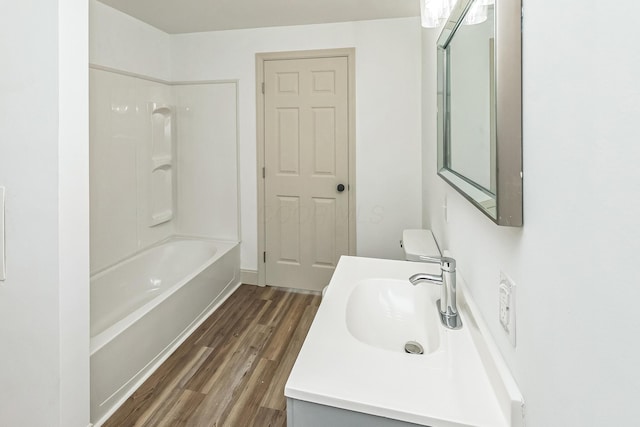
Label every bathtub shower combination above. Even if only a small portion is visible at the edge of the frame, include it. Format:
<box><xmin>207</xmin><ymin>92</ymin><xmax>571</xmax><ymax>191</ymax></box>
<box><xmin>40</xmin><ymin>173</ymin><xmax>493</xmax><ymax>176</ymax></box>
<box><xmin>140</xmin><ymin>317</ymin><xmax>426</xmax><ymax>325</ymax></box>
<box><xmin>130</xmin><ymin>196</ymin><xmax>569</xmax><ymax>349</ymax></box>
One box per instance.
<box><xmin>90</xmin><ymin>237</ymin><xmax>240</xmax><ymax>424</ymax></box>
<box><xmin>89</xmin><ymin>68</ymin><xmax>240</xmax><ymax>424</ymax></box>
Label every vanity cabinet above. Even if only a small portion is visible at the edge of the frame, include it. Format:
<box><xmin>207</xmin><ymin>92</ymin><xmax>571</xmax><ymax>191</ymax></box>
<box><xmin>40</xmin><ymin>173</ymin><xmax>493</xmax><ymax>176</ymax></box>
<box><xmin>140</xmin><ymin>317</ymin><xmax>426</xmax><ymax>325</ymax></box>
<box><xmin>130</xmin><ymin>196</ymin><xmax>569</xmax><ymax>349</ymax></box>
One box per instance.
<box><xmin>287</xmin><ymin>399</ymin><xmax>427</xmax><ymax>427</ymax></box>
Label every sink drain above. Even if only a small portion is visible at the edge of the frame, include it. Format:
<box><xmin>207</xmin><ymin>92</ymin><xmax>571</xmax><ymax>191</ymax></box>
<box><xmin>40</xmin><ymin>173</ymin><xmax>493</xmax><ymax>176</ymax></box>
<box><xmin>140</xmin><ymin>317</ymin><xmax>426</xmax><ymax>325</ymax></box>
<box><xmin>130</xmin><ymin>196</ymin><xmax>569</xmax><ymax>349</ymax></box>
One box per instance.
<box><xmin>404</xmin><ymin>341</ymin><xmax>424</xmax><ymax>355</ymax></box>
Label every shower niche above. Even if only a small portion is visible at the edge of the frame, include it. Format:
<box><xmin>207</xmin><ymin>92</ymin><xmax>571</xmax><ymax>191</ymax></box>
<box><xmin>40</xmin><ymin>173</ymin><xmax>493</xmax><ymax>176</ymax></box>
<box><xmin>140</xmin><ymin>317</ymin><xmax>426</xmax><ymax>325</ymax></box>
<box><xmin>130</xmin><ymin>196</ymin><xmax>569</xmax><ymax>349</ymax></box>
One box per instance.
<box><xmin>149</xmin><ymin>103</ymin><xmax>174</xmax><ymax>227</ymax></box>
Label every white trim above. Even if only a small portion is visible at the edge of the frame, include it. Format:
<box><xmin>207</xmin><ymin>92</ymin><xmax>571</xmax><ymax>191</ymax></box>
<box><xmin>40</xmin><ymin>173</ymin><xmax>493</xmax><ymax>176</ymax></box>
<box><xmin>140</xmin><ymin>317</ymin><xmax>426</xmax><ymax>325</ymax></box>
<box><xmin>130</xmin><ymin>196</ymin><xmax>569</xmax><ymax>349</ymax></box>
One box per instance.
<box><xmin>89</xmin><ymin>63</ymin><xmax>239</xmax><ymax>87</ymax></box>
<box><xmin>241</xmin><ymin>269</ymin><xmax>259</xmax><ymax>286</ymax></box>
<box><xmin>255</xmin><ymin>48</ymin><xmax>357</xmax><ymax>287</ymax></box>
<box><xmin>89</xmin><ymin>63</ymin><xmax>169</xmax><ymax>84</ymax></box>
<box><xmin>171</xmin><ymin>79</ymin><xmax>240</xmax><ymax>86</ymax></box>
<box><xmin>234</xmin><ymin>81</ymin><xmax>242</xmax><ymax>244</ymax></box>
<box><xmin>269</xmin><ymin>285</ymin><xmax>321</xmax><ymax>296</ymax></box>
<box><xmin>60</xmin><ymin>2</ymin><xmax>90</xmax><ymax>425</ymax></box>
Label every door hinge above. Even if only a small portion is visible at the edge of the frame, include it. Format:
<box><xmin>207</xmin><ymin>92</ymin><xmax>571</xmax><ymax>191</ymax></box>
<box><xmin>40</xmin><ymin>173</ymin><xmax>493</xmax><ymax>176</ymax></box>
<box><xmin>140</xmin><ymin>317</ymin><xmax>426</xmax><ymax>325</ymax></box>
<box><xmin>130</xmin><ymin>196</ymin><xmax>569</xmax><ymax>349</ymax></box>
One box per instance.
<box><xmin>261</xmin><ymin>82</ymin><xmax>265</xmax><ymax>94</ymax></box>
<box><xmin>262</xmin><ymin>167</ymin><xmax>265</xmax><ymax>178</ymax></box>
<box><xmin>263</xmin><ymin>251</ymin><xmax>266</xmax><ymax>263</ymax></box>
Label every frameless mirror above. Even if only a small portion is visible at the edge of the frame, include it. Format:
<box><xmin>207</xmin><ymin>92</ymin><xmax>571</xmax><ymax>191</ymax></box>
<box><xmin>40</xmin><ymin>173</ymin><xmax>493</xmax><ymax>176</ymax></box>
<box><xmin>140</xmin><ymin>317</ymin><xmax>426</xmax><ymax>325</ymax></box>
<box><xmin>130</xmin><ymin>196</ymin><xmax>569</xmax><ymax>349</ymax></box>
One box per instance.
<box><xmin>437</xmin><ymin>0</ymin><xmax>522</xmax><ymax>226</ymax></box>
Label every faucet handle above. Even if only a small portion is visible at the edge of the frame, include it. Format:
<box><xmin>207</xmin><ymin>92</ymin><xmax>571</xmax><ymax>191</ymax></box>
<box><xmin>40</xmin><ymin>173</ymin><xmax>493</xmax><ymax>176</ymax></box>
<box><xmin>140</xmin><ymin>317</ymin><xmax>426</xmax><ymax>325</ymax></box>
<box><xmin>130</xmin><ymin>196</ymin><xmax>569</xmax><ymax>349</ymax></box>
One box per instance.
<box><xmin>418</xmin><ymin>255</ymin><xmax>456</xmax><ymax>272</ymax></box>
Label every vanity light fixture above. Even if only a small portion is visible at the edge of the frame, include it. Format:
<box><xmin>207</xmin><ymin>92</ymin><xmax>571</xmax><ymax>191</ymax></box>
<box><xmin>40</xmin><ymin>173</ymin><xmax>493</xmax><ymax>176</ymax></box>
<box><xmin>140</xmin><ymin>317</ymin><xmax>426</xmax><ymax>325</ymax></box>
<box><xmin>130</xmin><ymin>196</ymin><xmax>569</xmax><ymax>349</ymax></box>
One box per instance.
<box><xmin>420</xmin><ymin>0</ymin><xmax>491</xmax><ymax>28</ymax></box>
<box><xmin>420</xmin><ymin>0</ymin><xmax>455</xmax><ymax>28</ymax></box>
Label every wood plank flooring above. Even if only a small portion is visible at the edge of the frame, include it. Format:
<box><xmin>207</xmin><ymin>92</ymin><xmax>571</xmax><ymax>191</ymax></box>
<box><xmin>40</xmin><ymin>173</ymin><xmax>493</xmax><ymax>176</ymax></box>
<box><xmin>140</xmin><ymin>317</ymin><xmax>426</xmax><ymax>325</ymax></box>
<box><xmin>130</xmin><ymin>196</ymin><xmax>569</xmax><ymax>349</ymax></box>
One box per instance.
<box><xmin>104</xmin><ymin>284</ymin><xmax>321</xmax><ymax>427</ymax></box>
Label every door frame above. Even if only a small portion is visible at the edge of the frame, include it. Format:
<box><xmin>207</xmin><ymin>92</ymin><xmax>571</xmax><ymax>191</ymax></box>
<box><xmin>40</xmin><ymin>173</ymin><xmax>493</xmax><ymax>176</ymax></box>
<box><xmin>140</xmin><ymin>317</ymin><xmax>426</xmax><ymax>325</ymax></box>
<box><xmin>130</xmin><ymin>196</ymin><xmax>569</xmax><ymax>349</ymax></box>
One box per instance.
<box><xmin>256</xmin><ymin>48</ymin><xmax>357</xmax><ymax>287</ymax></box>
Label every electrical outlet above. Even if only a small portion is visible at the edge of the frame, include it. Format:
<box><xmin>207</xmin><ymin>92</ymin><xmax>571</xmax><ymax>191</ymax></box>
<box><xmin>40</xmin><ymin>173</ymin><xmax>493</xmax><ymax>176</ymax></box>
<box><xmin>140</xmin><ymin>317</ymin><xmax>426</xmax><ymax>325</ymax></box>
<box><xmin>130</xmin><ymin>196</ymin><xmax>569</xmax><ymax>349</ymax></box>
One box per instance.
<box><xmin>499</xmin><ymin>272</ymin><xmax>516</xmax><ymax>346</ymax></box>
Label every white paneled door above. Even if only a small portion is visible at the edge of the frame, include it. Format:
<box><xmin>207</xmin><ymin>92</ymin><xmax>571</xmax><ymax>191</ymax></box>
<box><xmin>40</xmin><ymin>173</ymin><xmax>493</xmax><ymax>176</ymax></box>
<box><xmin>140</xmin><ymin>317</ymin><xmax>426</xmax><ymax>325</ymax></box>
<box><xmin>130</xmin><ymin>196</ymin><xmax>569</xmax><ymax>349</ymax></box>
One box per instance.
<box><xmin>263</xmin><ymin>56</ymin><xmax>350</xmax><ymax>291</ymax></box>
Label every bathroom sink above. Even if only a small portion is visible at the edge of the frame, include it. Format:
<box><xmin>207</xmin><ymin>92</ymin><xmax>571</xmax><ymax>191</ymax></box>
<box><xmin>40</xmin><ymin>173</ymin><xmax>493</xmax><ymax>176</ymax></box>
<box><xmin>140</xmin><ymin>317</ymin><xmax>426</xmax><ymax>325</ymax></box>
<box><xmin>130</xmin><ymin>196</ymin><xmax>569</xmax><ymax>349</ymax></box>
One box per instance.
<box><xmin>287</xmin><ymin>256</ymin><xmax>524</xmax><ymax>427</ymax></box>
<box><xmin>345</xmin><ymin>278</ymin><xmax>441</xmax><ymax>354</ymax></box>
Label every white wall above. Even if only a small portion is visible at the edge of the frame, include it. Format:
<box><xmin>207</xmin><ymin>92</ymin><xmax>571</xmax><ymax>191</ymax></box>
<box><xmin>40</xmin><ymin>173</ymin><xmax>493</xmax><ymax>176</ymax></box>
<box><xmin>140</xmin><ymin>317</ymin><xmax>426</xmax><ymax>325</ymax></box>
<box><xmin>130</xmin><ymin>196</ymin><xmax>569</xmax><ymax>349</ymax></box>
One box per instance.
<box><xmin>171</xmin><ymin>18</ymin><xmax>423</xmax><ymax>270</ymax></box>
<box><xmin>89</xmin><ymin>0</ymin><xmax>171</xmax><ymax>81</ymax></box>
<box><xmin>59</xmin><ymin>1</ymin><xmax>91</xmax><ymax>425</ymax></box>
<box><xmin>422</xmin><ymin>2</ymin><xmax>640</xmax><ymax>426</ymax></box>
<box><xmin>0</xmin><ymin>1</ymin><xmax>89</xmax><ymax>426</ymax></box>
<box><xmin>175</xmin><ymin>83</ymin><xmax>240</xmax><ymax>241</ymax></box>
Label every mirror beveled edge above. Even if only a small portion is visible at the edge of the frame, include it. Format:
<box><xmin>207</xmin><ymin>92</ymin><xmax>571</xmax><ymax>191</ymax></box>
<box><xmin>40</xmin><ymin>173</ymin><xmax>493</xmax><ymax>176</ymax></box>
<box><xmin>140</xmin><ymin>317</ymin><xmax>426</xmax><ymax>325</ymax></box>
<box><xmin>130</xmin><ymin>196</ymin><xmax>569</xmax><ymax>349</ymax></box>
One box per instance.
<box><xmin>436</xmin><ymin>0</ymin><xmax>523</xmax><ymax>227</ymax></box>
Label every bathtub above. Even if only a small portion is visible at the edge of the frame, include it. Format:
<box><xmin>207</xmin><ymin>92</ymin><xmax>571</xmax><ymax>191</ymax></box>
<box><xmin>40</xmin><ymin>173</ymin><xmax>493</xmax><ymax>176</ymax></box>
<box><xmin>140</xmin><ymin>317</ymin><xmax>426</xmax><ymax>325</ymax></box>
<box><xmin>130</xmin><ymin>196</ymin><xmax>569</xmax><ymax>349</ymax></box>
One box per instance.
<box><xmin>90</xmin><ymin>237</ymin><xmax>240</xmax><ymax>425</ymax></box>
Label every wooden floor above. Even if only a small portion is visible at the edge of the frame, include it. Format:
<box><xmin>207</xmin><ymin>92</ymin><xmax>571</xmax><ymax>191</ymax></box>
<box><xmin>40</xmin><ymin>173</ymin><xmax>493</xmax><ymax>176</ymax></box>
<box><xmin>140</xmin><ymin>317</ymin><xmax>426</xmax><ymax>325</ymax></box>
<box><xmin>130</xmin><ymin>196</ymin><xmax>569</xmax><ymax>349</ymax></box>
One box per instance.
<box><xmin>104</xmin><ymin>284</ymin><xmax>321</xmax><ymax>427</ymax></box>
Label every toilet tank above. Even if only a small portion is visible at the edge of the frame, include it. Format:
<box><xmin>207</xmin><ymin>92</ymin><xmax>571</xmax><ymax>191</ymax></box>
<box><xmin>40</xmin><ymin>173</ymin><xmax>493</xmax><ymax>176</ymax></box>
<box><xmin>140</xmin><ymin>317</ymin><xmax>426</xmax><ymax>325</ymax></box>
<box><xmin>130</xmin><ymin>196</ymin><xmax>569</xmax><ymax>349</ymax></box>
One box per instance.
<box><xmin>401</xmin><ymin>229</ymin><xmax>441</xmax><ymax>261</ymax></box>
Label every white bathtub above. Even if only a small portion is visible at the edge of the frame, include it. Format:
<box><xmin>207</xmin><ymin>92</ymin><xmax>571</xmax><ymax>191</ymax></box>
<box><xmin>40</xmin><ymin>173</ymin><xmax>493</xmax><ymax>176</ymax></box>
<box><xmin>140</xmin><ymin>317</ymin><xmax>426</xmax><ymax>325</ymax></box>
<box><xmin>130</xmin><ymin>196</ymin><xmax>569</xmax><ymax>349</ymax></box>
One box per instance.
<box><xmin>90</xmin><ymin>237</ymin><xmax>240</xmax><ymax>425</ymax></box>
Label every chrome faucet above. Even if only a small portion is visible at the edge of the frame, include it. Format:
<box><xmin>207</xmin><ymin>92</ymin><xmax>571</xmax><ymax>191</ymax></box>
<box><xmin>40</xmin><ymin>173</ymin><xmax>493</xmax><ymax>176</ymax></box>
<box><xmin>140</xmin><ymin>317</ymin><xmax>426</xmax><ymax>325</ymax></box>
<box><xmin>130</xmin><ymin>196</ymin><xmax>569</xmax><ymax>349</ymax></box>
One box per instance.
<box><xmin>409</xmin><ymin>256</ymin><xmax>462</xmax><ymax>330</ymax></box>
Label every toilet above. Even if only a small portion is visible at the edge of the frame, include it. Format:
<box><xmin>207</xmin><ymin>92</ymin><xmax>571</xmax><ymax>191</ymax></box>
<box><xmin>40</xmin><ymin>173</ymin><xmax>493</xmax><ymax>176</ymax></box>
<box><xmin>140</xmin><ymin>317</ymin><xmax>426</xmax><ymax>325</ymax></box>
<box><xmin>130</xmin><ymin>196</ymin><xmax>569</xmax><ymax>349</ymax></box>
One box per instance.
<box><xmin>401</xmin><ymin>229</ymin><xmax>441</xmax><ymax>260</ymax></box>
<box><xmin>323</xmin><ymin>229</ymin><xmax>440</xmax><ymax>298</ymax></box>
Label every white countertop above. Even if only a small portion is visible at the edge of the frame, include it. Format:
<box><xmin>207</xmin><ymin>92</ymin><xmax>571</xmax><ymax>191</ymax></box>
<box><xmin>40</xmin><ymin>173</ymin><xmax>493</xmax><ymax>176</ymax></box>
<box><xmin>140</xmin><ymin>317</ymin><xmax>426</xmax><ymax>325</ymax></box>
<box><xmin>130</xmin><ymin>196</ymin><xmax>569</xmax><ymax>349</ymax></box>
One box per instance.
<box><xmin>285</xmin><ymin>256</ymin><xmax>520</xmax><ymax>427</ymax></box>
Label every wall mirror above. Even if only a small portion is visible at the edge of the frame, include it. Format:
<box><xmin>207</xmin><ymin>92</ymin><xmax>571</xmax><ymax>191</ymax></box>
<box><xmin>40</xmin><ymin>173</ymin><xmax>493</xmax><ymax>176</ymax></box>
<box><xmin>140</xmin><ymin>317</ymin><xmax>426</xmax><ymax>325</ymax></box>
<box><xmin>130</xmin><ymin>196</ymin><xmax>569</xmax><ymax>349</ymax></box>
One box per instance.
<box><xmin>436</xmin><ymin>0</ymin><xmax>522</xmax><ymax>226</ymax></box>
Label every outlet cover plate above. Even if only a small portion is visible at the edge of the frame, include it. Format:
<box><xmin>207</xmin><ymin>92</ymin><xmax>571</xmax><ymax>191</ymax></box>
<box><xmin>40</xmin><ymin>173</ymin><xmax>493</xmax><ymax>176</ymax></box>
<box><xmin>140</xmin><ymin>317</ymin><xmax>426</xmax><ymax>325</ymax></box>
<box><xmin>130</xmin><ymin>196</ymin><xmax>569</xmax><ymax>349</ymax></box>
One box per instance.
<box><xmin>499</xmin><ymin>271</ymin><xmax>516</xmax><ymax>346</ymax></box>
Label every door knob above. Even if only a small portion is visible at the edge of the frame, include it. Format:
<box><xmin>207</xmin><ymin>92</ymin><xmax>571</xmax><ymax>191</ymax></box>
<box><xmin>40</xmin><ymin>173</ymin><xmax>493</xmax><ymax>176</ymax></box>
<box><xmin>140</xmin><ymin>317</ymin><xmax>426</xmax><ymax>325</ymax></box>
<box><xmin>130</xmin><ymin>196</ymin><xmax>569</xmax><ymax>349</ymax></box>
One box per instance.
<box><xmin>337</xmin><ymin>184</ymin><xmax>345</xmax><ymax>192</ymax></box>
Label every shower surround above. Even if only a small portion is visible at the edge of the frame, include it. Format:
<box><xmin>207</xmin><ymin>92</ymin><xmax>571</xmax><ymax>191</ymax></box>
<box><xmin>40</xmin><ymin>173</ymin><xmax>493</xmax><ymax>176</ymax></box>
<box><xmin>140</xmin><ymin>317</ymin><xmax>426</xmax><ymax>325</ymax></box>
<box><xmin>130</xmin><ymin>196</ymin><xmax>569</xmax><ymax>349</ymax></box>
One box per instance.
<box><xmin>89</xmin><ymin>67</ymin><xmax>240</xmax><ymax>425</ymax></box>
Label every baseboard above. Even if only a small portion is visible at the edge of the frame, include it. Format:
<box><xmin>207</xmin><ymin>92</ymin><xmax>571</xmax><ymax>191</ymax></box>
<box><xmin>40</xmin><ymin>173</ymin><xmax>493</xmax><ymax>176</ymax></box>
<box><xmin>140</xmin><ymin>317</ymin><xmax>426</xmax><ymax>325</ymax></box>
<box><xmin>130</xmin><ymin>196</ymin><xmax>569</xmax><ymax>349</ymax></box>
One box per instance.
<box><xmin>241</xmin><ymin>269</ymin><xmax>259</xmax><ymax>285</ymax></box>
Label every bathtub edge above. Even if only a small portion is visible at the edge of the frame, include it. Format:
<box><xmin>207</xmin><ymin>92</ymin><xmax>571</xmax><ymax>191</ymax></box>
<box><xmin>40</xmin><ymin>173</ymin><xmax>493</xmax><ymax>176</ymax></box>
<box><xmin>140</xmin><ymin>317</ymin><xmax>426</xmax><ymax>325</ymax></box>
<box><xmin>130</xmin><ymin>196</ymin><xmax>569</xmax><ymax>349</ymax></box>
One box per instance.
<box><xmin>91</xmin><ymin>277</ymin><xmax>241</xmax><ymax>427</ymax></box>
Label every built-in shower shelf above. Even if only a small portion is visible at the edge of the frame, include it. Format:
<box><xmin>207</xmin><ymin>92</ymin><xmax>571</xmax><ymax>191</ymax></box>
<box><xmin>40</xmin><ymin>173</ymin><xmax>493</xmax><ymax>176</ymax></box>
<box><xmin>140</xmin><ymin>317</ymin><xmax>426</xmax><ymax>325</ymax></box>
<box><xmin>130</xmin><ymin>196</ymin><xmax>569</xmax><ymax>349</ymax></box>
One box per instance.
<box><xmin>151</xmin><ymin>104</ymin><xmax>172</xmax><ymax>115</ymax></box>
<box><xmin>152</xmin><ymin>155</ymin><xmax>172</xmax><ymax>171</ymax></box>
<box><xmin>150</xmin><ymin>210</ymin><xmax>173</xmax><ymax>227</ymax></box>
<box><xmin>149</xmin><ymin>102</ymin><xmax>174</xmax><ymax>228</ymax></box>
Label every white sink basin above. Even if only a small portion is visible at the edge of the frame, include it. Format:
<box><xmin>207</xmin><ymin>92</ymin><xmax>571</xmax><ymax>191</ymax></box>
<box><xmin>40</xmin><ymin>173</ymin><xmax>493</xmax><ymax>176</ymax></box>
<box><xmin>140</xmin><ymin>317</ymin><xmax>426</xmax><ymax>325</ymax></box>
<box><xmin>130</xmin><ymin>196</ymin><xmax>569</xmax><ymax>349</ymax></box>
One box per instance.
<box><xmin>286</xmin><ymin>256</ymin><xmax>523</xmax><ymax>427</ymax></box>
<box><xmin>345</xmin><ymin>278</ymin><xmax>441</xmax><ymax>354</ymax></box>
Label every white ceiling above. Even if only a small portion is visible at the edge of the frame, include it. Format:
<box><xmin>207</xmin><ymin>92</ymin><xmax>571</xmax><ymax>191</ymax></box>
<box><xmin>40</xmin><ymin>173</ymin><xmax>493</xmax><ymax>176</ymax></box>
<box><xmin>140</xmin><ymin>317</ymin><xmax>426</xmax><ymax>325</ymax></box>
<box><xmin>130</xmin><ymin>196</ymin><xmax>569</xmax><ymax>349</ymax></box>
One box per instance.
<box><xmin>98</xmin><ymin>0</ymin><xmax>420</xmax><ymax>34</ymax></box>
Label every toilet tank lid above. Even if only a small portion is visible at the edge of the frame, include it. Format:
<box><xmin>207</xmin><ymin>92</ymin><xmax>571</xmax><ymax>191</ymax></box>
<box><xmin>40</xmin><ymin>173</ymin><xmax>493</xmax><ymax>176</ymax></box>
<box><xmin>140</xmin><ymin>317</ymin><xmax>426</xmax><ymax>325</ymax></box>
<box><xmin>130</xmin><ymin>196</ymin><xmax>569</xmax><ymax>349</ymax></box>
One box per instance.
<box><xmin>402</xmin><ymin>229</ymin><xmax>441</xmax><ymax>261</ymax></box>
